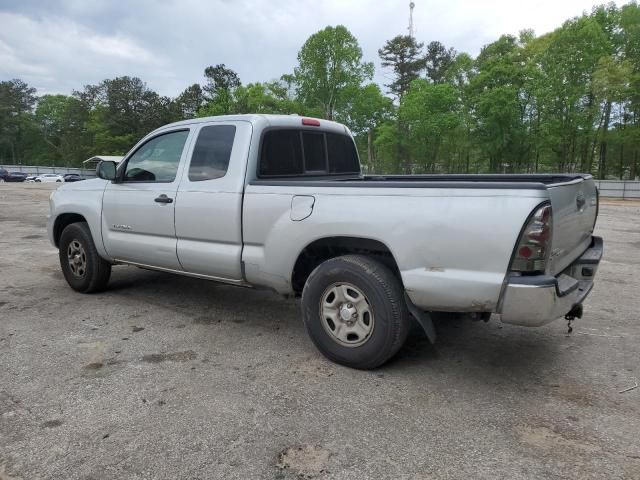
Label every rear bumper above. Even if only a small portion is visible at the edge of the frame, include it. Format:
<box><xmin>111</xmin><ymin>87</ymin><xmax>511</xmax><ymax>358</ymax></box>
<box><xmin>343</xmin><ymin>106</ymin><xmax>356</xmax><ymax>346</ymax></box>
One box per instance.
<box><xmin>498</xmin><ymin>236</ymin><xmax>603</xmax><ymax>326</ymax></box>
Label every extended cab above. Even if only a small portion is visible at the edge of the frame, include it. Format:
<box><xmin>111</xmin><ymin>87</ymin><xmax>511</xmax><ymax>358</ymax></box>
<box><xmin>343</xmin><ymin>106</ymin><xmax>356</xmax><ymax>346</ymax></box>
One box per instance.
<box><xmin>47</xmin><ymin>114</ymin><xmax>603</xmax><ymax>368</ymax></box>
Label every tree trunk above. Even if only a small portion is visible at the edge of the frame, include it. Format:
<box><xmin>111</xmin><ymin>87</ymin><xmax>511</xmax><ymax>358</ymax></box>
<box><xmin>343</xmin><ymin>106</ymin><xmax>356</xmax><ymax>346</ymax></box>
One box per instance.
<box><xmin>367</xmin><ymin>129</ymin><xmax>374</xmax><ymax>174</ymax></box>
<box><xmin>598</xmin><ymin>101</ymin><xmax>612</xmax><ymax>179</ymax></box>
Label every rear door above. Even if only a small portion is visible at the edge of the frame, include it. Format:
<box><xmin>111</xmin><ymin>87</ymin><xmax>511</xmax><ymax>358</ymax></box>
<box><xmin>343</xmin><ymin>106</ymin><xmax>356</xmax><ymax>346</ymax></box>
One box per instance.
<box><xmin>174</xmin><ymin>121</ymin><xmax>252</xmax><ymax>280</ymax></box>
<box><xmin>547</xmin><ymin>176</ymin><xmax>598</xmax><ymax>275</ymax></box>
<box><xmin>101</xmin><ymin>128</ymin><xmax>191</xmax><ymax>270</ymax></box>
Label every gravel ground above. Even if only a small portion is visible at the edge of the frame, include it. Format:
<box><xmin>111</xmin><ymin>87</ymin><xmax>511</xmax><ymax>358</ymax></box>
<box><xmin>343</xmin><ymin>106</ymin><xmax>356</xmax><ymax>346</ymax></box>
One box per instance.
<box><xmin>0</xmin><ymin>183</ymin><xmax>639</xmax><ymax>480</ymax></box>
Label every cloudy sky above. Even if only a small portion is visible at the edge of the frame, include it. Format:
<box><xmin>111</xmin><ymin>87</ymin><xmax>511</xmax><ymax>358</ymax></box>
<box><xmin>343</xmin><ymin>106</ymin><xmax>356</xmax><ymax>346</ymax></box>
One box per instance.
<box><xmin>0</xmin><ymin>0</ymin><xmax>631</xmax><ymax>97</ymax></box>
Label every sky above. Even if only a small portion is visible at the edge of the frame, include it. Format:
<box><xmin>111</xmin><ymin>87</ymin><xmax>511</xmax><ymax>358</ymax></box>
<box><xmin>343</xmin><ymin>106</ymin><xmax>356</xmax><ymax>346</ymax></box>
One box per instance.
<box><xmin>0</xmin><ymin>0</ymin><xmax>632</xmax><ymax>97</ymax></box>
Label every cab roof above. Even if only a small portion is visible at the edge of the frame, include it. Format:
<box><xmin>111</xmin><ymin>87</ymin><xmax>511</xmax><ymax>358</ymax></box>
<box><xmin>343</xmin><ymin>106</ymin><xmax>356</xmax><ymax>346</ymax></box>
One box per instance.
<box><xmin>152</xmin><ymin>114</ymin><xmax>350</xmax><ymax>136</ymax></box>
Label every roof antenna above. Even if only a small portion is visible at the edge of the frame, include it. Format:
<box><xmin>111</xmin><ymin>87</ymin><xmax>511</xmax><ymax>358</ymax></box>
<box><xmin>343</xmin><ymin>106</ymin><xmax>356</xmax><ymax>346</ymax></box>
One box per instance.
<box><xmin>408</xmin><ymin>2</ymin><xmax>415</xmax><ymax>38</ymax></box>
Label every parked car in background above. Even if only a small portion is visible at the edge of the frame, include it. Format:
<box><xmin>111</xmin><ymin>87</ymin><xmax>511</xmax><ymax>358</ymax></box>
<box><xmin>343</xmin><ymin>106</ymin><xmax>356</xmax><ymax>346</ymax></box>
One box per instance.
<box><xmin>35</xmin><ymin>174</ymin><xmax>65</xmax><ymax>183</ymax></box>
<box><xmin>0</xmin><ymin>171</ymin><xmax>28</xmax><ymax>182</ymax></box>
<box><xmin>63</xmin><ymin>174</ymin><xmax>84</xmax><ymax>182</ymax></box>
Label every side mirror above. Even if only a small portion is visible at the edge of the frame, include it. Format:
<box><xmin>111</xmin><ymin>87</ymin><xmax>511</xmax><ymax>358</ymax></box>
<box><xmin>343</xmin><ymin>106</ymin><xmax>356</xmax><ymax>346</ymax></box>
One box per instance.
<box><xmin>96</xmin><ymin>161</ymin><xmax>117</xmax><ymax>181</ymax></box>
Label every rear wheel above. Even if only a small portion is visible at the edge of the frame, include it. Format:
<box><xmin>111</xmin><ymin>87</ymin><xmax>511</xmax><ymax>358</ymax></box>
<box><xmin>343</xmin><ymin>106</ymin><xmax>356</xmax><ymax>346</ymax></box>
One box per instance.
<box><xmin>59</xmin><ymin>222</ymin><xmax>111</xmax><ymax>293</ymax></box>
<box><xmin>301</xmin><ymin>255</ymin><xmax>410</xmax><ymax>369</ymax></box>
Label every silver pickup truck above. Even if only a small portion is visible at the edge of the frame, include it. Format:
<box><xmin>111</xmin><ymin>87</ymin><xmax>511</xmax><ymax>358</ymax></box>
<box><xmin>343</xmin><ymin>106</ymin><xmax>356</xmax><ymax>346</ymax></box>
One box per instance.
<box><xmin>47</xmin><ymin>114</ymin><xmax>603</xmax><ymax>368</ymax></box>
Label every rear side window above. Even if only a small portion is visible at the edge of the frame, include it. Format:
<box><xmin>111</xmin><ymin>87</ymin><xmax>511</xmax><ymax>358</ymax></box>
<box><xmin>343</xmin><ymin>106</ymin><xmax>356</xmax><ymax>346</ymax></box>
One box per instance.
<box><xmin>259</xmin><ymin>129</ymin><xmax>359</xmax><ymax>177</ymax></box>
<box><xmin>189</xmin><ymin>125</ymin><xmax>236</xmax><ymax>181</ymax></box>
<box><xmin>327</xmin><ymin>133</ymin><xmax>360</xmax><ymax>173</ymax></box>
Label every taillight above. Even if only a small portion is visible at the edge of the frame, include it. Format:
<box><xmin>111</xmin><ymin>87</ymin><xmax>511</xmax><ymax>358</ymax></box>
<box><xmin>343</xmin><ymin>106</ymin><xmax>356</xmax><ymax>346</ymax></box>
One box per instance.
<box><xmin>510</xmin><ymin>203</ymin><xmax>553</xmax><ymax>274</ymax></box>
<box><xmin>302</xmin><ymin>118</ymin><xmax>320</xmax><ymax>126</ymax></box>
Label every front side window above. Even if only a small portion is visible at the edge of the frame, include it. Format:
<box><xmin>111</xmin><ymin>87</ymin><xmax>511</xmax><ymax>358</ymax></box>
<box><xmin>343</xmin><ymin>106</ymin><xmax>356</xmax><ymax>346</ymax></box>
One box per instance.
<box><xmin>124</xmin><ymin>130</ymin><xmax>189</xmax><ymax>182</ymax></box>
<box><xmin>188</xmin><ymin>125</ymin><xmax>236</xmax><ymax>181</ymax></box>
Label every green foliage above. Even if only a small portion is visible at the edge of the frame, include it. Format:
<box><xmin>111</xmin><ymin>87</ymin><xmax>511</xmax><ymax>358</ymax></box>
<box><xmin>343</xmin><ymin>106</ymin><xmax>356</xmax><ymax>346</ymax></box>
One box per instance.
<box><xmin>424</xmin><ymin>41</ymin><xmax>456</xmax><ymax>84</ymax></box>
<box><xmin>378</xmin><ymin>35</ymin><xmax>426</xmax><ymax>98</ymax></box>
<box><xmin>400</xmin><ymin>80</ymin><xmax>461</xmax><ymax>172</ymax></box>
<box><xmin>1</xmin><ymin>9</ymin><xmax>639</xmax><ymax>178</ymax></box>
<box><xmin>294</xmin><ymin>25</ymin><xmax>373</xmax><ymax>120</ymax></box>
<box><xmin>0</xmin><ymin>79</ymin><xmax>37</xmax><ymax>164</ymax></box>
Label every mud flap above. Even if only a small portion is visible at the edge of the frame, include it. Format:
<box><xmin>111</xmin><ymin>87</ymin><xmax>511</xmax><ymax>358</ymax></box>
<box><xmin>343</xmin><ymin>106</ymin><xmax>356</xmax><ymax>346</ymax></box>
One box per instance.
<box><xmin>404</xmin><ymin>293</ymin><xmax>437</xmax><ymax>344</ymax></box>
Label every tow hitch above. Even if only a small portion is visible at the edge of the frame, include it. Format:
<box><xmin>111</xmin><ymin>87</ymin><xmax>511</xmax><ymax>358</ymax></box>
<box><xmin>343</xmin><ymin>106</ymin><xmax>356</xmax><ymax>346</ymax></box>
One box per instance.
<box><xmin>564</xmin><ymin>304</ymin><xmax>583</xmax><ymax>334</ymax></box>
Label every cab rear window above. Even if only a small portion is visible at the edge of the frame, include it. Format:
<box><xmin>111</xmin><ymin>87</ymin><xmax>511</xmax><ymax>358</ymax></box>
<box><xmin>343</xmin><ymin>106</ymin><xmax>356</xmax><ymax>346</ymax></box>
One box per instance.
<box><xmin>259</xmin><ymin>129</ymin><xmax>359</xmax><ymax>177</ymax></box>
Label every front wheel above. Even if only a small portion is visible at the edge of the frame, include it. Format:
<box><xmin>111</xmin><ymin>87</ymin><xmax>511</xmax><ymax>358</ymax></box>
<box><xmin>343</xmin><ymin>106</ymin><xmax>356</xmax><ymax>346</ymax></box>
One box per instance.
<box><xmin>59</xmin><ymin>222</ymin><xmax>111</xmax><ymax>293</ymax></box>
<box><xmin>301</xmin><ymin>255</ymin><xmax>410</xmax><ymax>369</ymax></box>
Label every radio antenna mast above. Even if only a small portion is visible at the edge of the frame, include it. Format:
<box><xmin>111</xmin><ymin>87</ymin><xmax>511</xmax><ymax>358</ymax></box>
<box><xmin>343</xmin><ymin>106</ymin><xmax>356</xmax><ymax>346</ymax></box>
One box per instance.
<box><xmin>408</xmin><ymin>2</ymin><xmax>415</xmax><ymax>38</ymax></box>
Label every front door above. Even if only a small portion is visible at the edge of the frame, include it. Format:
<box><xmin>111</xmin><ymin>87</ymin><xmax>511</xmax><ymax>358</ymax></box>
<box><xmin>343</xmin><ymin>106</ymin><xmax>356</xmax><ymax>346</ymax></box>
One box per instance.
<box><xmin>101</xmin><ymin>129</ymin><xmax>191</xmax><ymax>270</ymax></box>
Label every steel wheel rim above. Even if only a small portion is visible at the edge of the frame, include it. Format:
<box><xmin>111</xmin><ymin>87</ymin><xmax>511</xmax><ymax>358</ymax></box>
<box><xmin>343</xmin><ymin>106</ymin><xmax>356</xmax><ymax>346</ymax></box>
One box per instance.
<box><xmin>67</xmin><ymin>239</ymin><xmax>87</xmax><ymax>277</ymax></box>
<box><xmin>320</xmin><ymin>282</ymin><xmax>374</xmax><ymax>347</ymax></box>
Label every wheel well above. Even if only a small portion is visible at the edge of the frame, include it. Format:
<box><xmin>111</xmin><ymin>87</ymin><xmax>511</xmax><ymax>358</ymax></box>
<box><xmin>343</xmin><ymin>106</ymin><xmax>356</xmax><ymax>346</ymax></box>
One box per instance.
<box><xmin>291</xmin><ymin>237</ymin><xmax>401</xmax><ymax>294</ymax></box>
<box><xmin>53</xmin><ymin>213</ymin><xmax>87</xmax><ymax>247</ymax></box>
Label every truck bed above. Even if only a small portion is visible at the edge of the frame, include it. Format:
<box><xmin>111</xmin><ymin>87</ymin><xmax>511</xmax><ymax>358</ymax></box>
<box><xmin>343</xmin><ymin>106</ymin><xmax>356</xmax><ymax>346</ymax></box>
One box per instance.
<box><xmin>252</xmin><ymin>174</ymin><xmax>590</xmax><ymax>190</ymax></box>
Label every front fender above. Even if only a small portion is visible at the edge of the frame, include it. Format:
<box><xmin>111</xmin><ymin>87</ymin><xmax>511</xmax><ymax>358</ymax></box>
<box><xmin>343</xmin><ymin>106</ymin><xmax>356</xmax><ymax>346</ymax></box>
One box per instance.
<box><xmin>47</xmin><ymin>180</ymin><xmax>109</xmax><ymax>259</ymax></box>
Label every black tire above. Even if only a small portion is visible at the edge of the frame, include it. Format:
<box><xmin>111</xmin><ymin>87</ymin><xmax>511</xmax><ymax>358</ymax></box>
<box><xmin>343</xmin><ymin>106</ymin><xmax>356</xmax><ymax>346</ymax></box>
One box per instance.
<box><xmin>59</xmin><ymin>222</ymin><xmax>111</xmax><ymax>293</ymax></box>
<box><xmin>301</xmin><ymin>255</ymin><xmax>410</xmax><ymax>369</ymax></box>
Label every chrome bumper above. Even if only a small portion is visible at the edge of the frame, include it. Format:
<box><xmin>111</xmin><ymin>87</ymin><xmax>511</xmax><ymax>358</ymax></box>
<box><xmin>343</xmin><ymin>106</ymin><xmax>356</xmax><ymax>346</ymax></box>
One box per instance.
<box><xmin>498</xmin><ymin>236</ymin><xmax>603</xmax><ymax>327</ymax></box>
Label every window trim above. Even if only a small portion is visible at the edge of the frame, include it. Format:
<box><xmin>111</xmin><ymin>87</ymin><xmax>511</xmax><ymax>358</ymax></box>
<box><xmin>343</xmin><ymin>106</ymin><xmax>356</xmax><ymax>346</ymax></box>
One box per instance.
<box><xmin>257</xmin><ymin>127</ymin><xmax>360</xmax><ymax>179</ymax></box>
<box><xmin>117</xmin><ymin>128</ymin><xmax>190</xmax><ymax>184</ymax></box>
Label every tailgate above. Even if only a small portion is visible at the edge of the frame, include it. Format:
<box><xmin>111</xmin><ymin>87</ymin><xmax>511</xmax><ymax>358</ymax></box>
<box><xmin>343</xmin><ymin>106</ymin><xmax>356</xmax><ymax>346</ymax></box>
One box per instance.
<box><xmin>546</xmin><ymin>176</ymin><xmax>598</xmax><ymax>275</ymax></box>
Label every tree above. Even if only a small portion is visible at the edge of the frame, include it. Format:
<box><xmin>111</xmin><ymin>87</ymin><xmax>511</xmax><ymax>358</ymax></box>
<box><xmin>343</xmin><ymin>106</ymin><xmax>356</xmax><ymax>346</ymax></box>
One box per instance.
<box><xmin>378</xmin><ymin>35</ymin><xmax>426</xmax><ymax>98</ymax></box>
<box><xmin>620</xmin><ymin>2</ymin><xmax>640</xmax><ymax>178</ymax></box>
<box><xmin>336</xmin><ymin>83</ymin><xmax>393</xmax><ymax>171</ymax></box>
<box><xmin>172</xmin><ymin>83</ymin><xmax>205</xmax><ymax>119</ymax></box>
<box><xmin>294</xmin><ymin>25</ymin><xmax>373</xmax><ymax>120</ymax></box>
<box><xmin>34</xmin><ymin>95</ymin><xmax>92</xmax><ymax>166</ymax></box>
<box><xmin>1</xmin><ymin>10</ymin><xmax>638</xmax><ymax>176</ymax></box>
<box><xmin>400</xmin><ymin>80</ymin><xmax>460</xmax><ymax>172</ymax></box>
<box><xmin>0</xmin><ymin>79</ymin><xmax>37</xmax><ymax>163</ymax></box>
<box><xmin>424</xmin><ymin>41</ymin><xmax>456</xmax><ymax>84</ymax></box>
<box><xmin>470</xmin><ymin>35</ymin><xmax>531</xmax><ymax>172</ymax></box>
<box><xmin>537</xmin><ymin>16</ymin><xmax>609</xmax><ymax>173</ymax></box>
<box><xmin>201</xmin><ymin>64</ymin><xmax>241</xmax><ymax>115</ymax></box>
<box><xmin>72</xmin><ymin>76</ymin><xmax>173</xmax><ymax>155</ymax></box>
<box><xmin>233</xmin><ymin>81</ymin><xmax>303</xmax><ymax>114</ymax></box>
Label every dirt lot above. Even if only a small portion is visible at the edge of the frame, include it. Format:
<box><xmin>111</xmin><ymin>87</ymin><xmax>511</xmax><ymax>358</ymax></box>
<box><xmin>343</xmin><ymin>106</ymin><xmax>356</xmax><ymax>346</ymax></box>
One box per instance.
<box><xmin>0</xmin><ymin>183</ymin><xmax>639</xmax><ymax>480</ymax></box>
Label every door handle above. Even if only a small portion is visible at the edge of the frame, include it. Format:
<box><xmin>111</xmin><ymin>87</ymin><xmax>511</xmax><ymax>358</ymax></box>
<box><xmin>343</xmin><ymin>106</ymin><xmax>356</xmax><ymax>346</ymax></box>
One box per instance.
<box><xmin>154</xmin><ymin>194</ymin><xmax>173</xmax><ymax>204</ymax></box>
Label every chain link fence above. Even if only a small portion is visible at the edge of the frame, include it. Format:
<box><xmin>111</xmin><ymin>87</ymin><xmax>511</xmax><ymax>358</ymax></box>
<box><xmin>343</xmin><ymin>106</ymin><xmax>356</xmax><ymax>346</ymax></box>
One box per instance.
<box><xmin>593</xmin><ymin>180</ymin><xmax>640</xmax><ymax>199</ymax></box>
